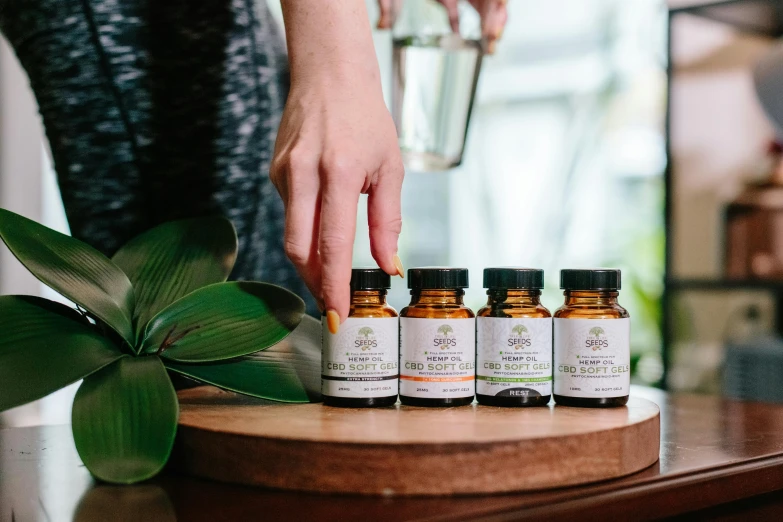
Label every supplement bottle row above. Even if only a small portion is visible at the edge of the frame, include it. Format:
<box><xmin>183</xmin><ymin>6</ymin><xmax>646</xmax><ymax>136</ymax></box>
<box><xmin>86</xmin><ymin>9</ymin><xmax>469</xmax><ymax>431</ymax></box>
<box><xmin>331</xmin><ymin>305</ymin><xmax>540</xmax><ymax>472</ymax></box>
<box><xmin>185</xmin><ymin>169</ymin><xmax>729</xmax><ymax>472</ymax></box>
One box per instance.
<box><xmin>321</xmin><ymin>267</ymin><xmax>630</xmax><ymax>408</ymax></box>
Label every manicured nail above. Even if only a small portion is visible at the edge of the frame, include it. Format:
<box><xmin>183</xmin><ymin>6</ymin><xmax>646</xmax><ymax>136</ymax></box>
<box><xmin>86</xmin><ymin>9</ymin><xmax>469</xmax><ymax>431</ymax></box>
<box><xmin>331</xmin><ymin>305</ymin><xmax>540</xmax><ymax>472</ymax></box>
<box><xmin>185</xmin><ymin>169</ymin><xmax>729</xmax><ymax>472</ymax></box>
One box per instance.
<box><xmin>326</xmin><ymin>309</ymin><xmax>340</xmax><ymax>335</ymax></box>
<box><xmin>393</xmin><ymin>254</ymin><xmax>404</xmax><ymax>278</ymax></box>
<box><xmin>487</xmin><ymin>40</ymin><xmax>497</xmax><ymax>55</ymax></box>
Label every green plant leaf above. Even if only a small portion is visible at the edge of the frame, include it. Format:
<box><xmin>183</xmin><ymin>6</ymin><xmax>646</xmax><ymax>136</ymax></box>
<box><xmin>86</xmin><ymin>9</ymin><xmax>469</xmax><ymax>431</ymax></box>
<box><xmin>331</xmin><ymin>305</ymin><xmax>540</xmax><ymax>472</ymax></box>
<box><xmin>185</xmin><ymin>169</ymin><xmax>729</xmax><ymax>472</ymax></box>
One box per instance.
<box><xmin>166</xmin><ymin>358</ymin><xmax>309</xmax><ymax>402</ymax></box>
<box><xmin>0</xmin><ymin>208</ymin><xmax>135</xmax><ymax>345</ymax></box>
<box><xmin>165</xmin><ymin>314</ymin><xmax>323</xmax><ymax>402</ymax></box>
<box><xmin>141</xmin><ymin>282</ymin><xmax>305</xmax><ymax>362</ymax></box>
<box><xmin>0</xmin><ymin>296</ymin><xmax>124</xmax><ymax>412</ymax></box>
<box><xmin>112</xmin><ymin>217</ymin><xmax>237</xmax><ymax>334</ymax></box>
<box><xmin>72</xmin><ymin>356</ymin><xmax>178</xmax><ymax>484</ymax></box>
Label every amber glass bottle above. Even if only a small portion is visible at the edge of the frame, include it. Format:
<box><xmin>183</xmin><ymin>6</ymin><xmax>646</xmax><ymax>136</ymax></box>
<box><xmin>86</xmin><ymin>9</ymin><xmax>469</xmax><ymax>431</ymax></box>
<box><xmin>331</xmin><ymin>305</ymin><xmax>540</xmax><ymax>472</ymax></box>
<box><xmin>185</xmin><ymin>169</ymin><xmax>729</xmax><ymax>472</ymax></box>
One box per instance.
<box><xmin>399</xmin><ymin>267</ymin><xmax>475</xmax><ymax>407</ymax></box>
<box><xmin>476</xmin><ymin>268</ymin><xmax>551</xmax><ymax>407</ymax></box>
<box><xmin>553</xmin><ymin>269</ymin><xmax>630</xmax><ymax>408</ymax></box>
<box><xmin>322</xmin><ymin>268</ymin><xmax>398</xmax><ymax>408</ymax></box>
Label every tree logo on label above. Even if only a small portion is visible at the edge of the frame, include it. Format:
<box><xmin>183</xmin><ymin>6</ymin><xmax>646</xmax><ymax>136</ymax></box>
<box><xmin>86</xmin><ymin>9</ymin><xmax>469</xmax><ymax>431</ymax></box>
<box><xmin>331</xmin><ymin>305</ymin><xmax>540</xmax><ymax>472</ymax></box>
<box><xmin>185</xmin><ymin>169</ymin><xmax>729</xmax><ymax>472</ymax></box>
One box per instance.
<box><xmin>588</xmin><ymin>327</ymin><xmax>605</xmax><ymax>351</ymax></box>
<box><xmin>358</xmin><ymin>327</ymin><xmax>373</xmax><ymax>338</ymax></box>
<box><xmin>509</xmin><ymin>324</ymin><xmax>530</xmax><ymax>350</ymax></box>
<box><xmin>356</xmin><ymin>326</ymin><xmax>376</xmax><ymax>351</ymax></box>
<box><xmin>511</xmin><ymin>324</ymin><xmax>528</xmax><ymax>336</ymax></box>
<box><xmin>436</xmin><ymin>324</ymin><xmax>455</xmax><ymax>350</ymax></box>
<box><xmin>437</xmin><ymin>324</ymin><xmax>453</xmax><ymax>336</ymax></box>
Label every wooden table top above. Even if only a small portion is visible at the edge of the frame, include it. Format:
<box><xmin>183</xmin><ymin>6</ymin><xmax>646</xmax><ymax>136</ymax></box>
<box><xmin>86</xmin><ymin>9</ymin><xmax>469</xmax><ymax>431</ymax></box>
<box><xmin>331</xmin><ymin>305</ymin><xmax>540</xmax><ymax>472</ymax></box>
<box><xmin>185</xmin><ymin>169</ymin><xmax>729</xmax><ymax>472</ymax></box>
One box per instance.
<box><xmin>174</xmin><ymin>390</ymin><xmax>660</xmax><ymax>495</ymax></box>
<box><xmin>3</xmin><ymin>386</ymin><xmax>783</xmax><ymax>521</ymax></box>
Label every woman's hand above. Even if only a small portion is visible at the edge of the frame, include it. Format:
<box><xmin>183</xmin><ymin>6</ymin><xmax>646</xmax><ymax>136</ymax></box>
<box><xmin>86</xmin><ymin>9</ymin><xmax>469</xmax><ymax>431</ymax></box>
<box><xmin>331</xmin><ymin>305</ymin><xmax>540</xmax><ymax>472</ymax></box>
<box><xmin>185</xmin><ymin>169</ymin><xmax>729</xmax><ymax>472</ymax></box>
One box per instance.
<box><xmin>273</xmin><ymin>1</ymin><xmax>404</xmax><ymax>334</ymax></box>
<box><xmin>377</xmin><ymin>0</ymin><xmax>508</xmax><ymax>54</ymax></box>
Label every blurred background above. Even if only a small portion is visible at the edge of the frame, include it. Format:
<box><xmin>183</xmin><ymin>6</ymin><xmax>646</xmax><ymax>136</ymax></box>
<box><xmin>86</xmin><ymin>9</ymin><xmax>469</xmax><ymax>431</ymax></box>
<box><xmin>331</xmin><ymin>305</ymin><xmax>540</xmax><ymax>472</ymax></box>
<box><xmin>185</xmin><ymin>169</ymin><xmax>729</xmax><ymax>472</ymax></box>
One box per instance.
<box><xmin>361</xmin><ymin>0</ymin><xmax>668</xmax><ymax>387</ymax></box>
<box><xmin>5</xmin><ymin>0</ymin><xmax>783</xmax><ymax>426</ymax></box>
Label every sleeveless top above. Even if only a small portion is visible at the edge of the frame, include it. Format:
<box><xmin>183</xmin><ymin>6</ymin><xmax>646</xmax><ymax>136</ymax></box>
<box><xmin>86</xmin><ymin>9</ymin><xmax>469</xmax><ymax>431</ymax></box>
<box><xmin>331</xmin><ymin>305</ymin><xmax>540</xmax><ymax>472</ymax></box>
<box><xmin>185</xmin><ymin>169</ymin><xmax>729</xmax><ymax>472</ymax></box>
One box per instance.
<box><xmin>0</xmin><ymin>0</ymin><xmax>316</xmax><ymax>313</ymax></box>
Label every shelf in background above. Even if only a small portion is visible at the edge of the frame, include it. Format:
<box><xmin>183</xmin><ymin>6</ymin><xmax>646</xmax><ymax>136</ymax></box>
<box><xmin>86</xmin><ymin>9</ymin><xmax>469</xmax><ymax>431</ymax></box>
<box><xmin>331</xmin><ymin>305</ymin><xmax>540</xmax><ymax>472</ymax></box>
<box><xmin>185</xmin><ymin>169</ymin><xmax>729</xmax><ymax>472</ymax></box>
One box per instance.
<box><xmin>668</xmin><ymin>0</ymin><xmax>783</xmax><ymax>37</ymax></box>
<box><xmin>668</xmin><ymin>278</ymin><xmax>783</xmax><ymax>290</ymax></box>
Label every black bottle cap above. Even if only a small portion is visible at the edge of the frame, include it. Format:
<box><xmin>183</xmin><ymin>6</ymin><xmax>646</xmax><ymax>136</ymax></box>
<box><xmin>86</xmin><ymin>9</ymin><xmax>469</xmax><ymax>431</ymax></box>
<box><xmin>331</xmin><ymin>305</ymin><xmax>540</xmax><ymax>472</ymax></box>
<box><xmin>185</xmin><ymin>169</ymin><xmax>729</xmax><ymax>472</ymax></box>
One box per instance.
<box><xmin>483</xmin><ymin>268</ymin><xmax>544</xmax><ymax>289</ymax></box>
<box><xmin>350</xmin><ymin>268</ymin><xmax>391</xmax><ymax>290</ymax></box>
<box><xmin>408</xmin><ymin>267</ymin><xmax>469</xmax><ymax>289</ymax></box>
<box><xmin>560</xmin><ymin>269</ymin><xmax>621</xmax><ymax>290</ymax></box>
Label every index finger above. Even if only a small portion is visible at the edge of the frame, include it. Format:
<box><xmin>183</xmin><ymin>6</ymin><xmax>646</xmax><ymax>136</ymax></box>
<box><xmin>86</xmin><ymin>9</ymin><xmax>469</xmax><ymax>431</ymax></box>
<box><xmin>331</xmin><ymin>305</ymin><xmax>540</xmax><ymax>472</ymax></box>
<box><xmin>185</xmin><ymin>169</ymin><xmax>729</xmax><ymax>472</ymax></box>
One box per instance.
<box><xmin>469</xmin><ymin>0</ymin><xmax>507</xmax><ymax>54</ymax></box>
<box><xmin>438</xmin><ymin>0</ymin><xmax>460</xmax><ymax>32</ymax></box>
<box><xmin>319</xmin><ymin>169</ymin><xmax>362</xmax><ymax>331</ymax></box>
<box><xmin>377</xmin><ymin>0</ymin><xmax>393</xmax><ymax>28</ymax></box>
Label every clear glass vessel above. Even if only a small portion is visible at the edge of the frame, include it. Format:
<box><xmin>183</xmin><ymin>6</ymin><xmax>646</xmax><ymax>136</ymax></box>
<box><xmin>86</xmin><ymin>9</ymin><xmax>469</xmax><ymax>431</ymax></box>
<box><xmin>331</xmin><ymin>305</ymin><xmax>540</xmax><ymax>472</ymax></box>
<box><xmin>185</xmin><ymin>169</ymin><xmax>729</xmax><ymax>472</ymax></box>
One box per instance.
<box><xmin>392</xmin><ymin>0</ymin><xmax>483</xmax><ymax>171</ymax></box>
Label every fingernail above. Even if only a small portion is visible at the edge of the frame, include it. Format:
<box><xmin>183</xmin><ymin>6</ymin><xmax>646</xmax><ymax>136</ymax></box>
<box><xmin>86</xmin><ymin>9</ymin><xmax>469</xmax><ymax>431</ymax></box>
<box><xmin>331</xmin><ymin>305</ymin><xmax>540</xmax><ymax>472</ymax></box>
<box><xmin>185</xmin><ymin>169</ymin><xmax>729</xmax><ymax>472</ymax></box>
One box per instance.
<box><xmin>494</xmin><ymin>26</ymin><xmax>504</xmax><ymax>41</ymax></box>
<box><xmin>393</xmin><ymin>254</ymin><xmax>404</xmax><ymax>278</ymax></box>
<box><xmin>326</xmin><ymin>309</ymin><xmax>340</xmax><ymax>335</ymax></box>
<box><xmin>487</xmin><ymin>40</ymin><xmax>497</xmax><ymax>55</ymax></box>
<box><xmin>377</xmin><ymin>14</ymin><xmax>389</xmax><ymax>29</ymax></box>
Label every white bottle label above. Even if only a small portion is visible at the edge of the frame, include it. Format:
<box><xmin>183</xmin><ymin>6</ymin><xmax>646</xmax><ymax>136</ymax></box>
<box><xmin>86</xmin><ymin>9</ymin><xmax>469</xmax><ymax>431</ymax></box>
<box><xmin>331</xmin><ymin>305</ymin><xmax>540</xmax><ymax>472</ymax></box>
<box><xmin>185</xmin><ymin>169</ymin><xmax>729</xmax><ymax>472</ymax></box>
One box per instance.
<box><xmin>476</xmin><ymin>317</ymin><xmax>552</xmax><ymax>398</ymax></box>
<box><xmin>321</xmin><ymin>317</ymin><xmax>399</xmax><ymax>398</ymax></box>
<box><xmin>399</xmin><ymin>317</ymin><xmax>475</xmax><ymax>399</ymax></box>
<box><xmin>554</xmin><ymin>318</ymin><xmax>630</xmax><ymax>398</ymax></box>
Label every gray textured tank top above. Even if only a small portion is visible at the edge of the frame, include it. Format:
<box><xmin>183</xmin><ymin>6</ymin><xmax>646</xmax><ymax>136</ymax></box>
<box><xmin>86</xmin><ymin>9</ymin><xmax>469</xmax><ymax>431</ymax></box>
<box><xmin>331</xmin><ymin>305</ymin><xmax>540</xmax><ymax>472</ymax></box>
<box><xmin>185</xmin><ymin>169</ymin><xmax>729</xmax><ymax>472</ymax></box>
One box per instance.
<box><xmin>0</xmin><ymin>0</ymin><xmax>316</xmax><ymax>313</ymax></box>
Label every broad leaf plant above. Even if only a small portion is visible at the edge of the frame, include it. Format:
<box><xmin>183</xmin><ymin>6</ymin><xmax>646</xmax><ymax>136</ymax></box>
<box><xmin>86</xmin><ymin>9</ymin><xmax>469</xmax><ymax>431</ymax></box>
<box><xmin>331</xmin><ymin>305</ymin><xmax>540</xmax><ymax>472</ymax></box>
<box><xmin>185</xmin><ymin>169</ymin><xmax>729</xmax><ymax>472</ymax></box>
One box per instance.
<box><xmin>0</xmin><ymin>209</ymin><xmax>312</xmax><ymax>484</ymax></box>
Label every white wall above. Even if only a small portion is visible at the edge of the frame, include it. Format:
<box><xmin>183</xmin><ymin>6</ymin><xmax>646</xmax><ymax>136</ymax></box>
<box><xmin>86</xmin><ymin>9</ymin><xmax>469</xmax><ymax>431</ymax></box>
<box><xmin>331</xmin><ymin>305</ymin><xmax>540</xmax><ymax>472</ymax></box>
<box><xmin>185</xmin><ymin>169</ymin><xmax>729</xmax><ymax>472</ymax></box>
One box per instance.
<box><xmin>0</xmin><ymin>35</ymin><xmax>47</xmax><ymax>427</ymax></box>
<box><xmin>0</xmin><ymin>36</ymin><xmax>43</xmax><ymax>294</ymax></box>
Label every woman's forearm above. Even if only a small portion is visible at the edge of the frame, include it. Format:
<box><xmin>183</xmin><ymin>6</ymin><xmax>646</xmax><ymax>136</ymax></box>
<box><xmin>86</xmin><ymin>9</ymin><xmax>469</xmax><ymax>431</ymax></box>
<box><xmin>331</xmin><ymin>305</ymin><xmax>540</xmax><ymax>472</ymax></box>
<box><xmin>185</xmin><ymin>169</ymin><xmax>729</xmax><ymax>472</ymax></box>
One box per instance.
<box><xmin>273</xmin><ymin>0</ymin><xmax>404</xmax><ymax>331</ymax></box>
<box><xmin>281</xmin><ymin>1</ymin><xmax>382</xmax><ymax>89</ymax></box>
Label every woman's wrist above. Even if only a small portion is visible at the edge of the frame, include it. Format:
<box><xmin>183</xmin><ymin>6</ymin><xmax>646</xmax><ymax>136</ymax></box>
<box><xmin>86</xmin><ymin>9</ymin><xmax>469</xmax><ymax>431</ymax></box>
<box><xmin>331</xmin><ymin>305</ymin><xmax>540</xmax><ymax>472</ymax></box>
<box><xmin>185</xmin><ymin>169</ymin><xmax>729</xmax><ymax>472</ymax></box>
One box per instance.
<box><xmin>289</xmin><ymin>59</ymin><xmax>381</xmax><ymax>98</ymax></box>
<box><xmin>282</xmin><ymin>0</ymin><xmax>381</xmax><ymax>87</ymax></box>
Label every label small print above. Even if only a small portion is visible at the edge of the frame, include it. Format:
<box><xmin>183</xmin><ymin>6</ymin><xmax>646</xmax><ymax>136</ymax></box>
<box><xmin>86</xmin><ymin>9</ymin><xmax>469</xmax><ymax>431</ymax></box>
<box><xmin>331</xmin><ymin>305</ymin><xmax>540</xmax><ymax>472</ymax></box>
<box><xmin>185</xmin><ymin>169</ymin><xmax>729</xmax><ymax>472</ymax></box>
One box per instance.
<box><xmin>400</xmin><ymin>318</ymin><xmax>475</xmax><ymax>399</ymax></box>
<box><xmin>554</xmin><ymin>318</ymin><xmax>630</xmax><ymax>398</ymax></box>
<box><xmin>477</xmin><ymin>317</ymin><xmax>552</xmax><ymax>398</ymax></box>
<box><xmin>321</xmin><ymin>317</ymin><xmax>399</xmax><ymax>398</ymax></box>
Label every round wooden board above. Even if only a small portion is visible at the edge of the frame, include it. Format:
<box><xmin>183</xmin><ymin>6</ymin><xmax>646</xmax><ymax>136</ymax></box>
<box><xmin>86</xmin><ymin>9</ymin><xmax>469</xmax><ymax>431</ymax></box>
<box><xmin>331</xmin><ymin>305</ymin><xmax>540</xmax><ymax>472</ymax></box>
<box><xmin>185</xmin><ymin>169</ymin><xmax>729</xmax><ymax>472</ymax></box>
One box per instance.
<box><xmin>174</xmin><ymin>387</ymin><xmax>660</xmax><ymax>496</ymax></box>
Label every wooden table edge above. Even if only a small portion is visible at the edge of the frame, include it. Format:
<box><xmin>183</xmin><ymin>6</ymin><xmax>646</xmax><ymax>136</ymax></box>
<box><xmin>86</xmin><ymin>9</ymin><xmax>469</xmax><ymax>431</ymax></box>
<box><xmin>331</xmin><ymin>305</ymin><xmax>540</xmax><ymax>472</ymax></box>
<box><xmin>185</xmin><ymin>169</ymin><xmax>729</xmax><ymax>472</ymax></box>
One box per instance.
<box><xmin>173</xmin><ymin>408</ymin><xmax>660</xmax><ymax>495</ymax></box>
<box><xmin>457</xmin><ymin>453</ymin><xmax>783</xmax><ymax>522</ymax></box>
<box><xmin>176</xmin><ymin>400</ymin><xmax>660</xmax><ymax>446</ymax></box>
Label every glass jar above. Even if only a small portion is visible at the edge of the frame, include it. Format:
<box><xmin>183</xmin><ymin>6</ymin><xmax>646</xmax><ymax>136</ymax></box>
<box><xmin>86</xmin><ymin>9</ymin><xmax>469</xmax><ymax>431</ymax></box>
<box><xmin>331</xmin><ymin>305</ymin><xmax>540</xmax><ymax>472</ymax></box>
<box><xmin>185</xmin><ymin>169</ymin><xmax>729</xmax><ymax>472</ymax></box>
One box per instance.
<box><xmin>322</xmin><ymin>268</ymin><xmax>398</xmax><ymax>408</ymax></box>
<box><xmin>392</xmin><ymin>0</ymin><xmax>484</xmax><ymax>171</ymax></box>
<box><xmin>553</xmin><ymin>269</ymin><xmax>630</xmax><ymax>408</ymax></box>
<box><xmin>476</xmin><ymin>268</ymin><xmax>552</xmax><ymax>407</ymax></box>
<box><xmin>399</xmin><ymin>267</ymin><xmax>475</xmax><ymax>406</ymax></box>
